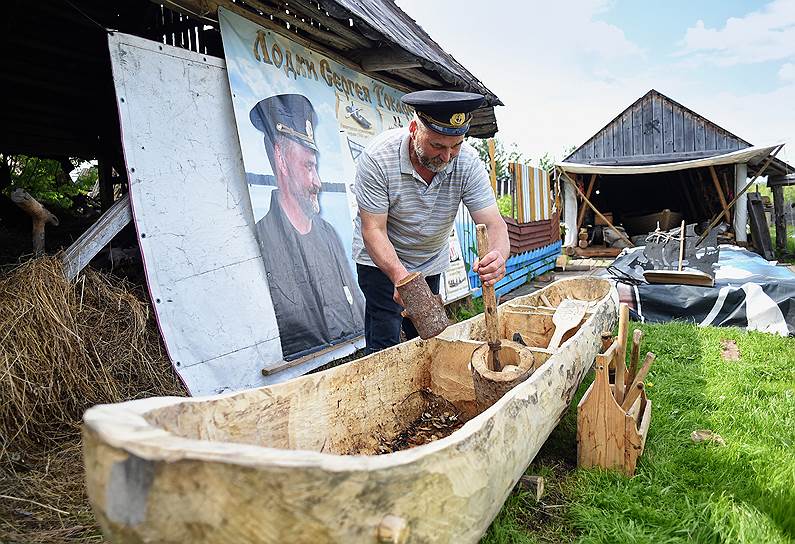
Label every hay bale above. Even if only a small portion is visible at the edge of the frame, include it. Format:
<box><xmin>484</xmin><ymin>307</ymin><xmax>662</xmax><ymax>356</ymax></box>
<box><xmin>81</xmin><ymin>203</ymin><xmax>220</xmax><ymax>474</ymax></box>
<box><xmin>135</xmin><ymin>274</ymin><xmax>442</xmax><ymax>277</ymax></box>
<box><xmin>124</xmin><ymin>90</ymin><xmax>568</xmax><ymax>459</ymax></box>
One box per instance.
<box><xmin>0</xmin><ymin>256</ymin><xmax>185</xmax><ymax>543</ymax></box>
<box><xmin>0</xmin><ymin>256</ymin><xmax>185</xmax><ymax>454</ymax></box>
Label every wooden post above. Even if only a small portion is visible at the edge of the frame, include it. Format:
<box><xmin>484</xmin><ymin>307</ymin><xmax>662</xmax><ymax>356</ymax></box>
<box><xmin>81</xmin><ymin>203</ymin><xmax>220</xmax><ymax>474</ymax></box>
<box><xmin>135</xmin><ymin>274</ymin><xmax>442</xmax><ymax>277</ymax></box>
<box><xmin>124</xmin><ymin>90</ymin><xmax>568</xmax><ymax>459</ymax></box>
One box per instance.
<box><xmin>708</xmin><ymin>166</ymin><xmax>732</xmax><ymax>224</ymax></box>
<box><xmin>487</xmin><ymin>139</ymin><xmax>497</xmax><ymax>196</ymax></box>
<box><xmin>615</xmin><ymin>303</ymin><xmax>629</xmax><ymax>404</ymax></box>
<box><xmin>561</xmin><ymin>171</ymin><xmax>634</xmax><ymax>247</ymax></box>
<box><xmin>772</xmin><ymin>184</ymin><xmax>786</xmax><ymax>252</ymax></box>
<box><xmin>10</xmin><ymin>188</ymin><xmax>59</xmax><ymax>256</ymax></box>
<box><xmin>476</xmin><ymin>224</ymin><xmax>501</xmax><ymax>370</ymax></box>
<box><xmin>576</xmin><ymin>174</ymin><xmax>597</xmax><ymax>231</ymax></box>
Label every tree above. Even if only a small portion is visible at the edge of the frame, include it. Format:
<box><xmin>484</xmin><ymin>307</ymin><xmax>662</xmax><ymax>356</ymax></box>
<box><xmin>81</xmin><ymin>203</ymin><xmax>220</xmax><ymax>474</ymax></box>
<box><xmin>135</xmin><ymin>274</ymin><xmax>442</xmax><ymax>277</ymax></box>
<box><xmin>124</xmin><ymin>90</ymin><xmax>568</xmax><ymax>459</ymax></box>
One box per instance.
<box><xmin>0</xmin><ymin>154</ymin><xmax>97</xmax><ymax>210</ymax></box>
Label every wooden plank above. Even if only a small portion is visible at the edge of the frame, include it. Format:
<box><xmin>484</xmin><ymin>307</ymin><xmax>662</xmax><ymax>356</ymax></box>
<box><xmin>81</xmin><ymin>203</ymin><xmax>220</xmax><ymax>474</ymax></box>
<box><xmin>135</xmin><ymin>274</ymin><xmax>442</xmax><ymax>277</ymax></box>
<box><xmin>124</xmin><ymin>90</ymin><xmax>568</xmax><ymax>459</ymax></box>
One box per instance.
<box><xmin>747</xmin><ymin>192</ymin><xmax>775</xmax><ymax>260</ymax></box>
<box><xmin>683</xmin><ymin>111</ymin><xmax>695</xmax><ymax>152</ymax></box>
<box><xmin>716</xmin><ymin>130</ymin><xmax>727</xmax><ymax>151</ymax></box>
<box><xmin>662</xmin><ymin>99</ymin><xmax>674</xmax><ymax>153</ymax></box>
<box><xmin>632</xmin><ymin>102</ymin><xmax>643</xmax><ymax>156</ymax></box>
<box><xmin>359</xmin><ymin>48</ymin><xmax>422</xmax><ymax>71</ymax></box>
<box><xmin>705</xmin><ymin>124</ymin><xmax>716</xmax><ymax>150</ymax></box>
<box><xmin>708</xmin><ymin>166</ymin><xmax>732</xmax><ymax>224</ymax></box>
<box><xmin>288</xmin><ymin>0</ymin><xmax>374</xmax><ymax>49</ymax></box>
<box><xmin>613</xmin><ymin>121</ymin><xmax>622</xmax><ymax>157</ymax></box>
<box><xmin>652</xmin><ymin>93</ymin><xmax>662</xmax><ymax>154</ymax></box>
<box><xmin>62</xmin><ymin>193</ymin><xmax>133</xmax><ymax>281</ymax></box>
<box><xmin>594</xmin><ymin>131</ymin><xmax>603</xmax><ymax>159</ymax></box>
<box><xmin>622</xmin><ymin>110</ymin><xmax>632</xmax><ymax>156</ymax></box>
<box><xmin>604</xmin><ymin>126</ymin><xmax>613</xmax><ymax>159</ymax></box>
<box><xmin>695</xmin><ymin>118</ymin><xmax>705</xmax><ymax>151</ymax></box>
<box><xmin>642</xmin><ymin>95</ymin><xmax>653</xmax><ymax>155</ymax></box>
<box><xmin>673</xmin><ymin>104</ymin><xmax>684</xmax><ymax>153</ymax></box>
<box><xmin>773</xmin><ymin>185</ymin><xmax>786</xmax><ymax>251</ymax></box>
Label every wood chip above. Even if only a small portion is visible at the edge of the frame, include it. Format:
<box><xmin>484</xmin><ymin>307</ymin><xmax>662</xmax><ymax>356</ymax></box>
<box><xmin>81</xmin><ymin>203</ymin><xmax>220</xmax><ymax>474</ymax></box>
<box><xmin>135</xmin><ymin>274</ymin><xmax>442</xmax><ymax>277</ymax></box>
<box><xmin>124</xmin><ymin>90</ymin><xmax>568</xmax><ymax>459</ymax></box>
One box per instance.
<box><xmin>720</xmin><ymin>339</ymin><xmax>740</xmax><ymax>361</ymax></box>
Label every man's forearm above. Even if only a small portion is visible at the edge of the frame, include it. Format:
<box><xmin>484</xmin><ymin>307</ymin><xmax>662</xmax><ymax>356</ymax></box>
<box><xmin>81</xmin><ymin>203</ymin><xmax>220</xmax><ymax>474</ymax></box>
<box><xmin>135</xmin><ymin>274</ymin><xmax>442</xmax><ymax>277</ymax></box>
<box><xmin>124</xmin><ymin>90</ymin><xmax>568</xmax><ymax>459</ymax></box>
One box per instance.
<box><xmin>362</xmin><ymin>227</ymin><xmax>409</xmax><ymax>284</ymax></box>
<box><xmin>490</xmin><ymin>221</ymin><xmax>511</xmax><ymax>261</ymax></box>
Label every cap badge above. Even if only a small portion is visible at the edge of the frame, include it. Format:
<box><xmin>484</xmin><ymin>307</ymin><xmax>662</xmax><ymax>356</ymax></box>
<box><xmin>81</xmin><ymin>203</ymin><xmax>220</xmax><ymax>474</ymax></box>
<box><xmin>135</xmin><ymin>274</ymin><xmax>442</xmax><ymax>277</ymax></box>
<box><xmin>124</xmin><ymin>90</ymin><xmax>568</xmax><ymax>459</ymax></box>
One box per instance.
<box><xmin>450</xmin><ymin>113</ymin><xmax>466</xmax><ymax>127</ymax></box>
<box><xmin>306</xmin><ymin>119</ymin><xmax>314</xmax><ymax>140</ymax></box>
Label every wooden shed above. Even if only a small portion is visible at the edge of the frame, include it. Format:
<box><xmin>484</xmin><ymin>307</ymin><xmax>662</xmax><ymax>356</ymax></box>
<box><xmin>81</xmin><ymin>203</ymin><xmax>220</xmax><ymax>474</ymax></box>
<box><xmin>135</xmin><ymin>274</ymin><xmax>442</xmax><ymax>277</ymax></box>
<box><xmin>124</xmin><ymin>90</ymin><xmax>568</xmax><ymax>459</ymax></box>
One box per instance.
<box><xmin>557</xmin><ymin>89</ymin><xmax>792</xmax><ymax>256</ymax></box>
<box><xmin>3</xmin><ymin>0</ymin><xmax>501</xmax><ymax>228</ymax></box>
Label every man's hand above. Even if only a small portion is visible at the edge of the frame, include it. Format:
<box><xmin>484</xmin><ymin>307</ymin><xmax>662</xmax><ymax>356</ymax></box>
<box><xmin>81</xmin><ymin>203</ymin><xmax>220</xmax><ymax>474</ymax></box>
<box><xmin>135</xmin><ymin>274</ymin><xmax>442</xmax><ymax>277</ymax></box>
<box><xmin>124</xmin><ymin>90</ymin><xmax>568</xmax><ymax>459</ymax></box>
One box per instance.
<box><xmin>473</xmin><ymin>249</ymin><xmax>506</xmax><ymax>287</ymax></box>
<box><xmin>393</xmin><ymin>287</ymin><xmax>404</xmax><ymax>307</ymax></box>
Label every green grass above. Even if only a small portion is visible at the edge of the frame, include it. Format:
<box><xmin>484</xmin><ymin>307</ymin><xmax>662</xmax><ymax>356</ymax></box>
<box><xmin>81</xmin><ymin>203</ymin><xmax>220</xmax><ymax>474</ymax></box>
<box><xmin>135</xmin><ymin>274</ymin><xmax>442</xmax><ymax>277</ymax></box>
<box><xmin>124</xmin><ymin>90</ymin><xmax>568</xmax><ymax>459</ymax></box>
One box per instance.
<box><xmin>483</xmin><ymin>322</ymin><xmax>795</xmax><ymax>544</ymax></box>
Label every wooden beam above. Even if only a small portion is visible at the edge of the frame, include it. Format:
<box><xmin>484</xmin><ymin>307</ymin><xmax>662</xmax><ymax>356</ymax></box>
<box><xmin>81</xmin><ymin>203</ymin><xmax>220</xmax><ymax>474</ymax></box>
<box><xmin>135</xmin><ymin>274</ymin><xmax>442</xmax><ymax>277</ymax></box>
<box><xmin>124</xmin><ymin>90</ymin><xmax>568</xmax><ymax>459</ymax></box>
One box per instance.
<box><xmin>62</xmin><ymin>193</ymin><xmax>132</xmax><ymax>281</ymax></box>
<box><xmin>358</xmin><ymin>47</ymin><xmax>423</xmax><ymax>72</ymax></box>
<box><xmin>392</xmin><ymin>67</ymin><xmax>442</xmax><ymax>88</ymax></box>
<box><xmin>768</xmin><ymin>174</ymin><xmax>795</xmax><ymax>187</ymax></box>
<box><xmin>167</xmin><ymin>0</ymin><xmax>415</xmax><ymax>93</ymax></box>
<box><xmin>560</xmin><ymin>170</ymin><xmax>633</xmax><ymax>247</ymax></box>
<box><xmin>708</xmin><ymin>166</ymin><xmax>731</xmax><ymax>224</ymax></box>
<box><xmin>286</xmin><ymin>0</ymin><xmax>374</xmax><ymax>49</ymax></box>
<box><xmin>696</xmin><ymin>145</ymin><xmax>784</xmax><ymax>246</ymax></box>
<box><xmin>772</xmin><ymin>185</ymin><xmax>786</xmax><ymax>252</ymax></box>
<box><xmin>576</xmin><ymin>174</ymin><xmax>596</xmax><ymax>231</ymax></box>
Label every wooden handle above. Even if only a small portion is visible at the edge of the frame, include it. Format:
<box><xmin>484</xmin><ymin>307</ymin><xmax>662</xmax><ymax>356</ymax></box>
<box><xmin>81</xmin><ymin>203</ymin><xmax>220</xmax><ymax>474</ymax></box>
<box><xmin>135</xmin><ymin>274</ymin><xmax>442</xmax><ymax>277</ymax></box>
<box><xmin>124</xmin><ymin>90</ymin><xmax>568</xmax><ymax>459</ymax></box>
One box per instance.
<box><xmin>476</xmin><ymin>224</ymin><xmax>500</xmax><ymax>351</ymax></box>
<box><xmin>627</xmin><ymin>329</ymin><xmax>643</xmax><ymax>389</ymax></box>
<box><xmin>678</xmin><ymin>220</ymin><xmax>685</xmax><ymax>271</ymax></box>
<box><xmin>621</xmin><ymin>352</ymin><xmax>655</xmax><ymax>411</ymax></box>
<box><xmin>614</xmin><ymin>303</ymin><xmax>629</xmax><ymax>404</ymax></box>
<box><xmin>621</xmin><ymin>382</ymin><xmax>645</xmax><ymax>412</ymax></box>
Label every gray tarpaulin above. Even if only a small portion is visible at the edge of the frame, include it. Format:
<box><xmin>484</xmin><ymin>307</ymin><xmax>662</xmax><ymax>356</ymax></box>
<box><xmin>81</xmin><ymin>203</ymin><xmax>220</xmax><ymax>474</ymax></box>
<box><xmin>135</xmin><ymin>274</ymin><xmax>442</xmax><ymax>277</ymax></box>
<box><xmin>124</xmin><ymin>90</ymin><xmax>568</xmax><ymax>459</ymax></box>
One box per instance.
<box><xmin>605</xmin><ymin>245</ymin><xmax>795</xmax><ymax>336</ymax></box>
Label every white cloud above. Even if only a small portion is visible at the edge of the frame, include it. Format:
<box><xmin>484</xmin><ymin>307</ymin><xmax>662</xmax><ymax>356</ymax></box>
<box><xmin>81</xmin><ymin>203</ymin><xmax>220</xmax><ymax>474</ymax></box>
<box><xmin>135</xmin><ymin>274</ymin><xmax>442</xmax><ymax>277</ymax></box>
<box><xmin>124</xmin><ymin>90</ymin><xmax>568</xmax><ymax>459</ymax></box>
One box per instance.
<box><xmin>679</xmin><ymin>0</ymin><xmax>795</xmax><ymax>66</ymax></box>
<box><xmin>779</xmin><ymin>62</ymin><xmax>795</xmax><ymax>81</ymax></box>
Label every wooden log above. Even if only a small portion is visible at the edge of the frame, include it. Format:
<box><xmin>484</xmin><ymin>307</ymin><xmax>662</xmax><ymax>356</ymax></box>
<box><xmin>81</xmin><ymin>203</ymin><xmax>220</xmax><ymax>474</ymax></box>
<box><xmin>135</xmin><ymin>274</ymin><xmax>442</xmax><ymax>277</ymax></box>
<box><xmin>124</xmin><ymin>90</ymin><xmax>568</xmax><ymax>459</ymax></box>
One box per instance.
<box><xmin>471</xmin><ymin>341</ymin><xmax>535</xmax><ymax>410</ymax></box>
<box><xmin>83</xmin><ymin>277</ymin><xmax>618</xmax><ymax>543</ymax></box>
<box><xmin>476</xmin><ymin>224</ymin><xmax>501</xmax><ymax>370</ymax></box>
<box><xmin>396</xmin><ymin>272</ymin><xmax>450</xmax><ymax>339</ymax></box>
<box><xmin>10</xmin><ymin>188</ymin><xmax>59</xmax><ymax>256</ymax></box>
<box><xmin>516</xmin><ymin>475</ymin><xmax>545</xmax><ymax>501</ymax></box>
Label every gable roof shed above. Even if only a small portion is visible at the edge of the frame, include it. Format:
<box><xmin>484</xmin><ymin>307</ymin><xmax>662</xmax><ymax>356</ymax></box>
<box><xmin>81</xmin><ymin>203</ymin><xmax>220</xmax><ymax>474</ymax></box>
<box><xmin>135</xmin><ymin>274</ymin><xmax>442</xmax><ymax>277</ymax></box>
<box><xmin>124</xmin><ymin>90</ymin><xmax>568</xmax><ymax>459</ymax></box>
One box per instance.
<box><xmin>563</xmin><ymin>89</ymin><xmax>790</xmax><ymax>176</ymax></box>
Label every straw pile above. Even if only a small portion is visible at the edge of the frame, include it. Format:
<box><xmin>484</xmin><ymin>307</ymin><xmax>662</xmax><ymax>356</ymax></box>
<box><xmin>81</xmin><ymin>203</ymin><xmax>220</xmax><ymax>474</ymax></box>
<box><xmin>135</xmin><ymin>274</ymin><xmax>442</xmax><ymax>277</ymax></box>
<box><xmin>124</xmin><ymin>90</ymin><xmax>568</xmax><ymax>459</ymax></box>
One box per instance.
<box><xmin>0</xmin><ymin>256</ymin><xmax>186</xmax><ymax>543</ymax></box>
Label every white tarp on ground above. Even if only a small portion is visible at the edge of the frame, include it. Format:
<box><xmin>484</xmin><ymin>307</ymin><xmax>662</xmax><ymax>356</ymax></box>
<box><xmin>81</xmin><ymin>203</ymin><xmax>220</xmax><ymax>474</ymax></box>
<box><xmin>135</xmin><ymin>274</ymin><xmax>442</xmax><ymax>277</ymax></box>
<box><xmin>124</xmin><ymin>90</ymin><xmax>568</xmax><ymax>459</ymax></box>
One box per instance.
<box><xmin>556</xmin><ymin>144</ymin><xmax>781</xmax><ymax>175</ymax></box>
<box><xmin>108</xmin><ymin>32</ymin><xmax>363</xmax><ymax>395</ymax></box>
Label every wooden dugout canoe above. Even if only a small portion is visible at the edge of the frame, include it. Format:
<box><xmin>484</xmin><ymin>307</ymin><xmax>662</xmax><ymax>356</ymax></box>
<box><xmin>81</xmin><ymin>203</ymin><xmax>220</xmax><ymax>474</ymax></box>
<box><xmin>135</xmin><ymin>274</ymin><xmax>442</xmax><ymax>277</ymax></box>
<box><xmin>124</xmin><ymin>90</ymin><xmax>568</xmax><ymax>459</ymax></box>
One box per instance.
<box><xmin>83</xmin><ymin>277</ymin><xmax>617</xmax><ymax>544</ymax></box>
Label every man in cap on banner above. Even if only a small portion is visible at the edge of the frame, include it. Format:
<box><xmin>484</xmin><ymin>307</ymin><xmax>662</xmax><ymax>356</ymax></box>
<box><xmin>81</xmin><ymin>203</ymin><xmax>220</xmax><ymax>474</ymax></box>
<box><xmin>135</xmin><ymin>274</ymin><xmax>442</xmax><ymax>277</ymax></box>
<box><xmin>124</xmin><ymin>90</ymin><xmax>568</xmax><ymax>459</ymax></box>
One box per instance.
<box><xmin>352</xmin><ymin>90</ymin><xmax>509</xmax><ymax>354</ymax></box>
<box><xmin>250</xmin><ymin>94</ymin><xmax>364</xmax><ymax>360</ymax></box>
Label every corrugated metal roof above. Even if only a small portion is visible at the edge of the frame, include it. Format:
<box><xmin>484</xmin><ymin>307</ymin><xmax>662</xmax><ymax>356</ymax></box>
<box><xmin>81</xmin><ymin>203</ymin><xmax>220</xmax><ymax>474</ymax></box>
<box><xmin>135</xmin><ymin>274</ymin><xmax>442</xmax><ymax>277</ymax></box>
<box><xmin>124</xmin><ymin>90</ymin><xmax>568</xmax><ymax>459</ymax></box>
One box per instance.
<box><xmin>320</xmin><ymin>0</ymin><xmax>502</xmax><ymax>107</ymax></box>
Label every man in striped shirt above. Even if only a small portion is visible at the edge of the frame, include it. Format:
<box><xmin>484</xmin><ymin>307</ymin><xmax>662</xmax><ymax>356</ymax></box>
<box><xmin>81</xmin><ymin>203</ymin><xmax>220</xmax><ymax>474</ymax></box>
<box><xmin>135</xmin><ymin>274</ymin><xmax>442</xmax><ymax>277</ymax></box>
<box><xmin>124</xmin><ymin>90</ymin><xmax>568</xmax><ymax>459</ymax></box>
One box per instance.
<box><xmin>352</xmin><ymin>90</ymin><xmax>509</xmax><ymax>353</ymax></box>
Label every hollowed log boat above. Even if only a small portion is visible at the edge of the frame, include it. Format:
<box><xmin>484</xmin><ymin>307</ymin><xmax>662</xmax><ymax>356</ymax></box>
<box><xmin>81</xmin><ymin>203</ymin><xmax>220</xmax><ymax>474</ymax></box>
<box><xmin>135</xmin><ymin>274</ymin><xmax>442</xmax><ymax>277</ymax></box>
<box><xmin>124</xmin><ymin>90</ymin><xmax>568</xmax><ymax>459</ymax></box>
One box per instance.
<box><xmin>83</xmin><ymin>277</ymin><xmax>617</xmax><ymax>543</ymax></box>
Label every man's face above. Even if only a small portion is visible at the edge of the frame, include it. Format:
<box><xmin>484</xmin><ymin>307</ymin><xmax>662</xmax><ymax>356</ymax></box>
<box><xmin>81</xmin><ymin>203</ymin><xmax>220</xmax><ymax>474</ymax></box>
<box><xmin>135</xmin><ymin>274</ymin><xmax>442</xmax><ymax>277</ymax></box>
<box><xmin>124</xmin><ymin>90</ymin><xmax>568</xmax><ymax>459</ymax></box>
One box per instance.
<box><xmin>410</xmin><ymin>119</ymin><xmax>464</xmax><ymax>173</ymax></box>
<box><xmin>278</xmin><ymin>138</ymin><xmax>321</xmax><ymax>217</ymax></box>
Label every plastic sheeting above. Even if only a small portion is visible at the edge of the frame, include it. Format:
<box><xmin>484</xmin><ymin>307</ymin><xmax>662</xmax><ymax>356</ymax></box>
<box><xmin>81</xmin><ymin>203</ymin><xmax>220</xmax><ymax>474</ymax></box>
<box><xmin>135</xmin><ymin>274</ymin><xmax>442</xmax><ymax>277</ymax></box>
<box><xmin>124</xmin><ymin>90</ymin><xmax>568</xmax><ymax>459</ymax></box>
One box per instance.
<box><xmin>607</xmin><ymin>246</ymin><xmax>795</xmax><ymax>336</ymax></box>
<box><xmin>556</xmin><ymin>144</ymin><xmax>781</xmax><ymax>175</ymax></box>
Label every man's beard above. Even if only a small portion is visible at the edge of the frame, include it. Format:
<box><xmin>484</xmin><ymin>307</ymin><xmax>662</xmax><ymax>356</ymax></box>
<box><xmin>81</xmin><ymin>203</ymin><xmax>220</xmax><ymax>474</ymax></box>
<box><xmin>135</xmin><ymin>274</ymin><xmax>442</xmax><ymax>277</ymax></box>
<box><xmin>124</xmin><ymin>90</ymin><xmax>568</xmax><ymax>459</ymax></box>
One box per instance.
<box><xmin>413</xmin><ymin>137</ymin><xmax>450</xmax><ymax>173</ymax></box>
<box><xmin>297</xmin><ymin>188</ymin><xmax>320</xmax><ymax>218</ymax></box>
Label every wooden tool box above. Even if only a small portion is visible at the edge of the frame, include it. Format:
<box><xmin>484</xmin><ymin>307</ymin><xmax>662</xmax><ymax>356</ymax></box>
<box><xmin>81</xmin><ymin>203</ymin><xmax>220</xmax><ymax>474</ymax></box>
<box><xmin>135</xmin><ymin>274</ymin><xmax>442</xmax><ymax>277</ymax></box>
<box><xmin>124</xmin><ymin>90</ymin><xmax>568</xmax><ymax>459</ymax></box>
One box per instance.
<box><xmin>577</xmin><ymin>304</ymin><xmax>655</xmax><ymax>476</ymax></box>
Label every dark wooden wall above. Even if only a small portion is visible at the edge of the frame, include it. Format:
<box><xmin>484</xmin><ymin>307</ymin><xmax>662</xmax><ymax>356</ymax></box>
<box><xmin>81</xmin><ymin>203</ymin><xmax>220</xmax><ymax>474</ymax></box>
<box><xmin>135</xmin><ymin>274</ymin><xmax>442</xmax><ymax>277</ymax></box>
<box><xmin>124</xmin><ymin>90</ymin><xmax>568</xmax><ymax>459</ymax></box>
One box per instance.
<box><xmin>566</xmin><ymin>90</ymin><xmax>751</xmax><ymax>166</ymax></box>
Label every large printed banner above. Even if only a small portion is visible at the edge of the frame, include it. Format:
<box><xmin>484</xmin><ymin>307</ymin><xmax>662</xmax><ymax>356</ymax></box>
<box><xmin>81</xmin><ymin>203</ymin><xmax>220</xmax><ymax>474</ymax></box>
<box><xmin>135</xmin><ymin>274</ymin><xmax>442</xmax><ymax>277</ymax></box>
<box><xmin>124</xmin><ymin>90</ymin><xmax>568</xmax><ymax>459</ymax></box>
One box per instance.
<box><xmin>218</xmin><ymin>8</ymin><xmax>414</xmax><ymax>361</ymax></box>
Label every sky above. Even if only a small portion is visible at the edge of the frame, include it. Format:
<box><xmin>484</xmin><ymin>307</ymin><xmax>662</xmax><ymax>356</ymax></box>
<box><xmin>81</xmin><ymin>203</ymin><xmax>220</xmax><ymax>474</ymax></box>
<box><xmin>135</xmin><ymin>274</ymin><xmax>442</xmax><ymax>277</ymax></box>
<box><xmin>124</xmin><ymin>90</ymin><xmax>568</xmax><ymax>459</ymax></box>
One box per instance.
<box><xmin>394</xmin><ymin>0</ymin><xmax>795</xmax><ymax>167</ymax></box>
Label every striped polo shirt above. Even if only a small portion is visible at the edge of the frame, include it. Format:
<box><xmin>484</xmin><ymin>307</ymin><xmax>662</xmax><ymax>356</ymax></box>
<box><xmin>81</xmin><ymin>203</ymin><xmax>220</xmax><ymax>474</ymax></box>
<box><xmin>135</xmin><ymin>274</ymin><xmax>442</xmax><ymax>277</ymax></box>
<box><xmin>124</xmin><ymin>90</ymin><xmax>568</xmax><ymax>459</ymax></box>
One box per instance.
<box><xmin>352</xmin><ymin>127</ymin><xmax>495</xmax><ymax>275</ymax></box>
